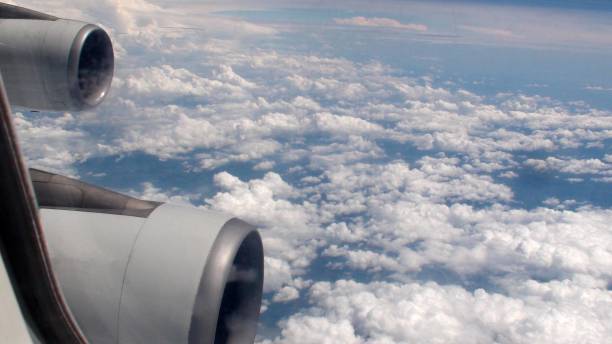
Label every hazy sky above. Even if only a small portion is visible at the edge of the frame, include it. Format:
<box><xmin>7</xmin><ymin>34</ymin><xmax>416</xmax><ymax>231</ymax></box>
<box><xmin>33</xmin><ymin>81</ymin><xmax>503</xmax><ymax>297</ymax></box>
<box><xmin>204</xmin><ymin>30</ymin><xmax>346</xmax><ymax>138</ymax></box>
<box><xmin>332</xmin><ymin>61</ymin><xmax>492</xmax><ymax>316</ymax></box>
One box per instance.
<box><xmin>11</xmin><ymin>0</ymin><xmax>612</xmax><ymax>342</ymax></box>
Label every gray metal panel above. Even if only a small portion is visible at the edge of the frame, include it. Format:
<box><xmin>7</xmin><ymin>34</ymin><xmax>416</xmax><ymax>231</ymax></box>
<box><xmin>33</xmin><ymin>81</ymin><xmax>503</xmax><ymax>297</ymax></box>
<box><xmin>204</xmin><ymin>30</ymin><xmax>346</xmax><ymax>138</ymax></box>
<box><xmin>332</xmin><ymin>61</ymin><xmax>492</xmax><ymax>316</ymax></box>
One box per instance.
<box><xmin>0</xmin><ymin>252</ymin><xmax>34</xmax><ymax>344</ymax></box>
<box><xmin>0</xmin><ymin>19</ymin><xmax>82</xmax><ymax>109</ymax></box>
<box><xmin>40</xmin><ymin>208</ymin><xmax>145</xmax><ymax>344</ymax></box>
<box><xmin>40</xmin><ymin>203</ymin><xmax>263</xmax><ymax>343</ymax></box>
<box><xmin>118</xmin><ymin>204</ymin><xmax>232</xmax><ymax>344</ymax></box>
<box><xmin>31</xmin><ymin>169</ymin><xmax>161</xmax><ymax>217</ymax></box>
<box><xmin>0</xmin><ymin>19</ymin><xmax>113</xmax><ymax>110</ymax></box>
<box><xmin>0</xmin><ymin>3</ymin><xmax>57</xmax><ymax>20</ymax></box>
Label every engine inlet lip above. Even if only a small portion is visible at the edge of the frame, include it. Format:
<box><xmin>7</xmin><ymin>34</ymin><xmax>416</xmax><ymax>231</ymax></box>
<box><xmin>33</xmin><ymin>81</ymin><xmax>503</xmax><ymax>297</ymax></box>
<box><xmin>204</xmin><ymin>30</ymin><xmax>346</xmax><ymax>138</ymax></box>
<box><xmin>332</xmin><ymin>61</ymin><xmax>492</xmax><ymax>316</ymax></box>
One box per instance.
<box><xmin>189</xmin><ymin>219</ymin><xmax>264</xmax><ymax>344</ymax></box>
<box><xmin>67</xmin><ymin>24</ymin><xmax>114</xmax><ymax>110</ymax></box>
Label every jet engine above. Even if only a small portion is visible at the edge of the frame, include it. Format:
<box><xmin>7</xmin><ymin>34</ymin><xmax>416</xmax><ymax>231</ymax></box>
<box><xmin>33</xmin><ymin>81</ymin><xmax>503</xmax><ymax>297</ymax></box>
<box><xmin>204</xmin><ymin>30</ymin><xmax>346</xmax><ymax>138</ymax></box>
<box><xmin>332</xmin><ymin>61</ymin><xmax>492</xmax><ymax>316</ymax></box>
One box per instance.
<box><xmin>31</xmin><ymin>169</ymin><xmax>264</xmax><ymax>344</ymax></box>
<box><xmin>0</xmin><ymin>5</ymin><xmax>113</xmax><ymax>110</ymax></box>
<box><xmin>0</xmin><ymin>3</ymin><xmax>264</xmax><ymax>343</ymax></box>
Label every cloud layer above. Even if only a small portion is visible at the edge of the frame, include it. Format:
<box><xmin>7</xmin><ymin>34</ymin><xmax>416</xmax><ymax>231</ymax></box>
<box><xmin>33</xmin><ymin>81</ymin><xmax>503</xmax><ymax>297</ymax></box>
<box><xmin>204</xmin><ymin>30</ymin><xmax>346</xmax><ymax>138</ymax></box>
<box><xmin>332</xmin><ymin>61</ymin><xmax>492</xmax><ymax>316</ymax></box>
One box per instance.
<box><xmin>263</xmin><ymin>279</ymin><xmax>612</xmax><ymax>344</ymax></box>
<box><xmin>334</xmin><ymin>16</ymin><xmax>427</xmax><ymax>32</ymax></box>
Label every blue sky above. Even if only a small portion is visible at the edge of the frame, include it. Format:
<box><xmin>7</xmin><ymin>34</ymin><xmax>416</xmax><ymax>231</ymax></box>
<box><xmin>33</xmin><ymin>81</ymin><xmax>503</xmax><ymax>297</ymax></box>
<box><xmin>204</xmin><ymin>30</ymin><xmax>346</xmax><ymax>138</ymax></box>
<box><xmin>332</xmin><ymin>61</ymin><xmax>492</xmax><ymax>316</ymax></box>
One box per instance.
<box><xmin>12</xmin><ymin>0</ymin><xmax>612</xmax><ymax>342</ymax></box>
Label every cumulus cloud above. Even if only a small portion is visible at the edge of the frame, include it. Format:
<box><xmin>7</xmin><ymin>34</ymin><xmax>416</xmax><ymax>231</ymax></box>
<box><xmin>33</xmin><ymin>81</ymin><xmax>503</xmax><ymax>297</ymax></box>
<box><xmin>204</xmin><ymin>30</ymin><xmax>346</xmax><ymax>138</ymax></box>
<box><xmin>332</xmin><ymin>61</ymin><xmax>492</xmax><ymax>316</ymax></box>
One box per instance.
<box><xmin>12</xmin><ymin>112</ymin><xmax>95</xmax><ymax>176</ymax></box>
<box><xmin>119</xmin><ymin>64</ymin><xmax>255</xmax><ymax>103</ymax></box>
<box><xmin>369</xmin><ymin>203</ymin><xmax>612</xmax><ymax>280</ymax></box>
<box><xmin>263</xmin><ymin>279</ymin><xmax>612</xmax><ymax>344</ymax></box>
<box><xmin>334</xmin><ymin>16</ymin><xmax>427</xmax><ymax>32</ymax></box>
<box><xmin>320</xmin><ymin>157</ymin><xmax>513</xmax><ymax>207</ymax></box>
<box><xmin>524</xmin><ymin>156</ymin><xmax>612</xmax><ymax>182</ymax></box>
<box><xmin>263</xmin><ymin>316</ymin><xmax>360</xmax><ymax>344</ymax></box>
<box><xmin>128</xmin><ymin>182</ymin><xmax>195</xmax><ymax>205</ymax></box>
<box><xmin>272</xmin><ymin>286</ymin><xmax>300</xmax><ymax>303</ymax></box>
<box><xmin>300</xmin><ymin>154</ymin><xmax>612</xmax><ymax>283</ymax></box>
<box><xmin>205</xmin><ymin>159</ymin><xmax>612</xmax><ymax>301</ymax></box>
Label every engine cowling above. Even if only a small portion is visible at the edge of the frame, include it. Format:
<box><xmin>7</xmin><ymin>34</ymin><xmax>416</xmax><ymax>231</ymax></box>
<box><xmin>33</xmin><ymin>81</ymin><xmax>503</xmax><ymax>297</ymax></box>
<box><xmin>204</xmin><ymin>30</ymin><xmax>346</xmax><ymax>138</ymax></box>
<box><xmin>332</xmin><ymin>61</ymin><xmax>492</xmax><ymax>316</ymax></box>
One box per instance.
<box><xmin>0</xmin><ymin>18</ymin><xmax>114</xmax><ymax>111</ymax></box>
<box><xmin>31</xmin><ymin>169</ymin><xmax>264</xmax><ymax>344</ymax></box>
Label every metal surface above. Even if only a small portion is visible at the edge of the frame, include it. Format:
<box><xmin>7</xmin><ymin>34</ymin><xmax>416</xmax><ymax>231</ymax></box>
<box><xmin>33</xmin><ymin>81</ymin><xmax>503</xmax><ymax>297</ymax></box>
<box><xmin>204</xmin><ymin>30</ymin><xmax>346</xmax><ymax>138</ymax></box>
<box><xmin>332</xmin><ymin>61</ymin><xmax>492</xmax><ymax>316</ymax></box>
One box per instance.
<box><xmin>0</xmin><ymin>248</ymin><xmax>33</xmax><ymax>343</ymax></box>
<box><xmin>0</xmin><ymin>3</ymin><xmax>58</xmax><ymax>20</ymax></box>
<box><xmin>40</xmin><ymin>203</ymin><xmax>263</xmax><ymax>344</ymax></box>
<box><xmin>31</xmin><ymin>169</ymin><xmax>161</xmax><ymax>217</ymax></box>
<box><xmin>0</xmin><ymin>70</ymin><xmax>86</xmax><ymax>343</ymax></box>
<box><xmin>0</xmin><ymin>19</ymin><xmax>113</xmax><ymax>110</ymax></box>
<box><xmin>67</xmin><ymin>24</ymin><xmax>114</xmax><ymax>108</ymax></box>
<box><xmin>118</xmin><ymin>204</ymin><xmax>232</xmax><ymax>344</ymax></box>
<box><xmin>40</xmin><ymin>209</ymin><xmax>146</xmax><ymax>344</ymax></box>
<box><xmin>190</xmin><ymin>219</ymin><xmax>263</xmax><ymax>344</ymax></box>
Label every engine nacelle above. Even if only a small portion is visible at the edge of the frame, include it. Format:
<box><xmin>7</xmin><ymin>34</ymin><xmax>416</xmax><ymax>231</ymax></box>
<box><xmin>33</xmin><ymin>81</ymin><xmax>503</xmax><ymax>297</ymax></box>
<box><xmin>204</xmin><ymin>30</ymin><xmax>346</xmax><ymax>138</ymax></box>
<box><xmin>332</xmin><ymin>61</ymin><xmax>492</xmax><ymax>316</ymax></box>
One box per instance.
<box><xmin>0</xmin><ymin>18</ymin><xmax>114</xmax><ymax>111</ymax></box>
<box><xmin>31</xmin><ymin>170</ymin><xmax>264</xmax><ymax>344</ymax></box>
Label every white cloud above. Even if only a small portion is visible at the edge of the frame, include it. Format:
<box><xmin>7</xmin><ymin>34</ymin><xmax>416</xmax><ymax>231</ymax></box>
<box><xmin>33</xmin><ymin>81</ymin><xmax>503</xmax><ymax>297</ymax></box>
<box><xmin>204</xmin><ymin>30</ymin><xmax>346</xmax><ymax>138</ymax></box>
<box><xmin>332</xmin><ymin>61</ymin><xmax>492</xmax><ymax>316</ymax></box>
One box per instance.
<box><xmin>324</xmin><ymin>245</ymin><xmax>406</xmax><ymax>273</ymax></box>
<box><xmin>459</xmin><ymin>25</ymin><xmax>518</xmax><ymax>39</ymax></box>
<box><xmin>119</xmin><ymin>64</ymin><xmax>254</xmax><ymax>102</ymax></box>
<box><xmin>341</xmin><ymin>199</ymin><xmax>612</xmax><ymax>281</ymax></box>
<box><xmin>499</xmin><ymin>170</ymin><xmax>518</xmax><ymax>179</ymax></box>
<box><xmin>524</xmin><ymin>157</ymin><xmax>612</xmax><ymax>181</ymax></box>
<box><xmin>585</xmin><ymin>85</ymin><xmax>612</xmax><ymax>92</ymax></box>
<box><xmin>314</xmin><ymin>112</ymin><xmax>384</xmax><ymax>135</ymax></box>
<box><xmin>203</xmin><ymin>159</ymin><xmax>612</xmax><ymax>303</ymax></box>
<box><xmin>272</xmin><ymin>286</ymin><xmax>300</xmax><ymax>303</ymax></box>
<box><xmin>254</xmin><ymin>160</ymin><xmax>276</xmax><ymax>170</ymax></box>
<box><xmin>263</xmin><ymin>316</ymin><xmax>361</xmax><ymax>344</ymax></box>
<box><xmin>334</xmin><ymin>16</ymin><xmax>427</xmax><ymax>32</ymax></box>
<box><xmin>264</xmin><ymin>279</ymin><xmax>612</xmax><ymax>344</ymax></box>
<box><xmin>264</xmin><ymin>257</ymin><xmax>294</xmax><ymax>293</ymax></box>
<box><xmin>319</xmin><ymin>157</ymin><xmax>513</xmax><ymax>207</ymax></box>
<box><xmin>128</xmin><ymin>182</ymin><xmax>195</xmax><ymax>206</ymax></box>
<box><xmin>12</xmin><ymin>112</ymin><xmax>94</xmax><ymax>176</ymax></box>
